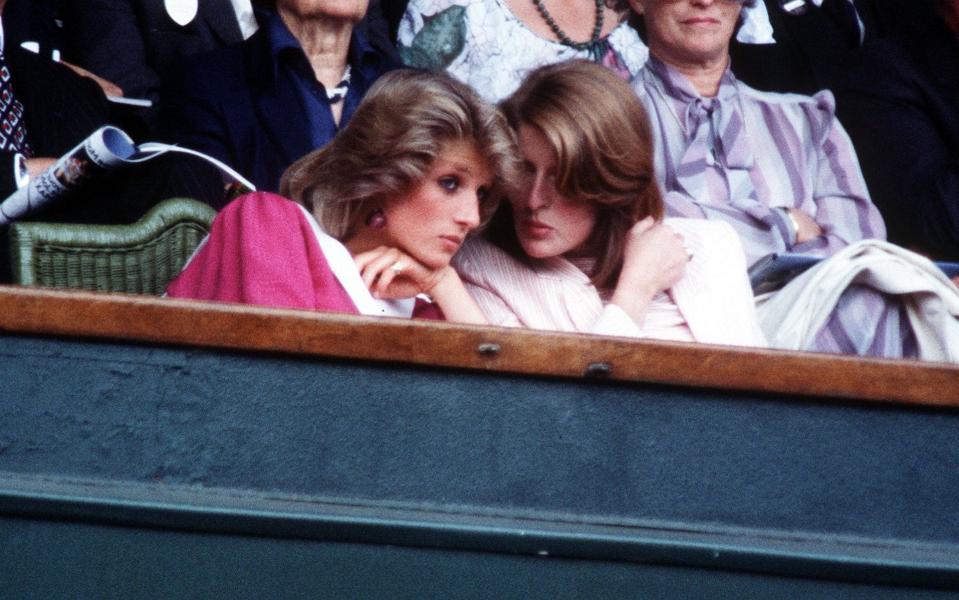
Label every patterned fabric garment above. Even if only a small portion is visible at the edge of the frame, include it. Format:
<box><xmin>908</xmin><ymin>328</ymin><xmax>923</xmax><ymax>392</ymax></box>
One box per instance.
<box><xmin>398</xmin><ymin>0</ymin><xmax>648</xmax><ymax>103</ymax></box>
<box><xmin>636</xmin><ymin>55</ymin><xmax>886</xmax><ymax>266</ymax></box>
<box><xmin>0</xmin><ymin>52</ymin><xmax>31</xmax><ymax>156</ymax></box>
<box><xmin>633</xmin><ymin>57</ymin><xmax>920</xmax><ymax>359</ymax></box>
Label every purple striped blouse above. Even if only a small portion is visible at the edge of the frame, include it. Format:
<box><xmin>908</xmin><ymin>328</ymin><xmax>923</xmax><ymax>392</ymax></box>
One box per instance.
<box><xmin>633</xmin><ymin>56</ymin><xmax>886</xmax><ymax>267</ymax></box>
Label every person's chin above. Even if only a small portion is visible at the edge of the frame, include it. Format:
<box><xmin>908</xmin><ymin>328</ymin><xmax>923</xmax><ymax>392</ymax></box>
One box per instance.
<box><xmin>520</xmin><ymin>240</ymin><xmax>558</xmax><ymax>260</ymax></box>
<box><xmin>422</xmin><ymin>252</ymin><xmax>452</xmax><ymax>271</ymax></box>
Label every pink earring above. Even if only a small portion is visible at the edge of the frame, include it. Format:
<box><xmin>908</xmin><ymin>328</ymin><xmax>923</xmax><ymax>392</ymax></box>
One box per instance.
<box><xmin>365</xmin><ymin>208</ymin><xmax>386</xmax><ymax>229</ymax></box>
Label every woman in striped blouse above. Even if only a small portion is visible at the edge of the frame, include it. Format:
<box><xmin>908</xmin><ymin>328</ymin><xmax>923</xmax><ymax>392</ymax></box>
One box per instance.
<box><xmin>629</xmin><ymin>0</ymin><xmax>959</xmax><ymax>361</ymax></box>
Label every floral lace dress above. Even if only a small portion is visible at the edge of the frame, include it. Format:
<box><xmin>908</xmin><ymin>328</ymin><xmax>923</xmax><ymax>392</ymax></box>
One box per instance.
<box><xmin>398</xmin><ymin>0</ymin><xmax>649</xmax><ymax>103</ymax></box>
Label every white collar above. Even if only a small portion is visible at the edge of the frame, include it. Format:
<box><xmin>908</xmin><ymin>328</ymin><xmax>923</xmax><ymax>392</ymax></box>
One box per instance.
<box><xmin>787</xmin><ymin>1</ymin><xmax>856</xmax><ymax>10</ymax></box>
<box><xmin>778</xmin><ymin>0</ymin><xmax>827</xmax><ymax>9</ymax></box>
<box><xmin>736</xmin><ymin>1</ymin><xmax>776</xmax><ymax>45</ymax></box>
<box><xmin>228</xmin><ymin>0</ymin><xmax>258</xmax><ymax>40</ymax></box>
<box><xmin>737</xmin><ymin>0</ymin><xmax>862</xmax><ymax>44</ymax></box>
<box><xmin>297</xmin><ymin>205</ymin><xmax>416</xmax><ymax>318</ymax></box>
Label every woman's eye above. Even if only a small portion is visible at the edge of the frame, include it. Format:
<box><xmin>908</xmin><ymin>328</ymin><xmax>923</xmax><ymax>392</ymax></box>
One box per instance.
<box><xmin>522</xmin><ymin>160</ymin><xmax>536</xmax><ymax>174</ymax></box>
<box><xmin>476</xmin><ymin>186</ymin><xmax>490</xmax><ymax>202</ymax></box>
<box><xmin>439</xmin><ymin>176</ymin><xmax>459</xmax><ymax>192</ymax></box>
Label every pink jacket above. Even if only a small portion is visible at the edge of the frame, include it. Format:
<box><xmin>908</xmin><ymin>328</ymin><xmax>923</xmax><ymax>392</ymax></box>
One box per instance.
<box><xmin>167</xmin><ymin>192</ymin><xmax>442</xmax><ymax>319</ymax></box>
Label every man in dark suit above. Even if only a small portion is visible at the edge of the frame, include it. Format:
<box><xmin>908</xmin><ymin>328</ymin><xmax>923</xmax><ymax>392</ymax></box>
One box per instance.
<box><xmin>727</xmin><ymin>0</ymin><xmax>956</xmax><ymax>259</ymax></box>
<box><xmin>64</xmin><ymin>0</ymin><xmax>255</xmax><ymax>134</ymax></box>
<box><xmin>833</xmin><ymin>0</ymin><xmax>959</xmax><ymax>259</ymax></box>
<box><xmin>65</xmin><ymin>0</ymin><xmax>397</xmax><ymax>133</ymax></box>
<box><xmin>66</xmin><ymin>0</ymin><xmax>261</xmax><ymax>102</ymax></box>
<box><xmin>0</xmin><ymin>44</ymin><xmax>106</xmax><ymax>197</ymax></box>
<box><xmin>730</xmin><ymin>0</ymin><xmax>904</xmax><ymax>95</ymax></box>
<box><xmin>0</xmin><ymin>0</ymin><xmax>221</xmax><ymax>281</ymax></box>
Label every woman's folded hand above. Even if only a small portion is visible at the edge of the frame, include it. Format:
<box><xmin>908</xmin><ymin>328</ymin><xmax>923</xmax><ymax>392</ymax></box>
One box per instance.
<box><xmin>354</xmin><ymin>246</ymin><xmax>446</xmax><ymax>300</ymax></box>
<box><xmin>609</xmin><ymin>217</ymin><xmax>689</xmax><ymax>326</ymax></box>
<box><xmin>621</xmin><ymin>217</ymin><xmax>688</xmax><ymax>293</ymax></box>
<box><xmin>354</xmin><ymin>245</ymin><xmax>487</xmax><ymax>325</ymax></box>
<box><xmin>788</xmin><ymin>208</ymin><xmax>824</xmax><ymax>244</ymax></box>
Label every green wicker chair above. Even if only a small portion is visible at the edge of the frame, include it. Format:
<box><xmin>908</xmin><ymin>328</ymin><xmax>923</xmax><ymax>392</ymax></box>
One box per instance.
<box><xmin>9</xmin><ymin>197</ymin><xmax>216</xmax><ymax>295</ymax></box>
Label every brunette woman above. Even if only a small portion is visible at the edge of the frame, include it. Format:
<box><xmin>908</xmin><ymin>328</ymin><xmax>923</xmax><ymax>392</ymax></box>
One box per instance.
<box><xmin>454</xmin><ymin>60</ymin><xmax>765</xmax><ymax>345</ymax></box>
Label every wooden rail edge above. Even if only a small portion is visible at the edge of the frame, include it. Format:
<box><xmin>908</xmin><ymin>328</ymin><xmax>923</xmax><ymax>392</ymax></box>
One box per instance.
<box><xmin>0</xmin><ymin>286</ymin><xmax>956</xmax><ymax>407</ymax></box>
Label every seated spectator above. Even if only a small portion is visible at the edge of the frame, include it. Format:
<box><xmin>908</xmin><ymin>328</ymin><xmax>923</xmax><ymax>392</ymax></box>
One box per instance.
<box><xmin>454</xmin><ymin>61</ymin><xmax>766</xmax><ymax>346</ymax></box>
<box><xmin>729</xmin><ymin>0</ymin><xmax>904</xmax><ymax>95</ymax></box>
<box><xmin>397</xmin><ymin>0</ymin><xmax>649</xmax><ymax>103</ymax></box>
<box><xmin>630</xmin><ymin>0</ymin><xmax>959</xmax><ymax>360</ymax></box>
<box><xmin>833</xmin><ymin>0</ymin><xmax>959</xmax><ymax>260</ymax></box>
<box><xmin>63</xmin><ymin>0</ymin><xmax>257</xmax><ymax>135</ymax></box>
<box><xmin>724</xmin><ymin>0</ymin><xmax>953</xmax><ymax>257</ymax></box>
<box><xmin>2</xmin><ymin>0</ymin><xmax>122</xmax><ymax>100</ymax></box>
<box><xmin>166</xmin><ymin>70</ymin><xmax>518</xmax><ymax>325</ymax></box>
<box><xmin>160</xmin><ymin>0</ymin><xmax>400</xmax><ymax>193</ymax></box>
<box><xmin>64</xmin><ymin>0</ymin><xmax>397</xmax><ymax>135</ymax></box>
<box><xmin>0</xmin><ymin>0</ymin><xmax>218</xmax><ymax>282</ymax></box>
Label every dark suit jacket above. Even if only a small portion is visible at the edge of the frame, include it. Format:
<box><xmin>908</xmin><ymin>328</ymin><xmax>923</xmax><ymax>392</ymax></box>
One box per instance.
<box><xmin>0</xmin><ymin>48</ymin><xmax>130</xmax><ymax>281</ymax></box>
<box><xmin>0</xmin><ymin>47</ymin><xmax>223</xmax><ymax>281</ymax></box>
<box><xmin>730</xmin><ymin>0</ymin><xmax>903</xmax><ymax>95</ymax></box>
<box><xmin>65</xmin><ymin>0</ymin><xmax>399</xmax><ymax>105</ymax></box>
<box><xmin>0</xmin><ymin>48</ymin><xmax>109</xmax><ymax>197</ymax></box>
<box><xmin>363</xmin><ymin>0</ymin><xmax>403</xmax><ymax>56</ymax></box>
<box><xmin>833</xmin><ymin>5</ymin><xmax>959</xmax><ymax>259</ymax></box>
<box><xmin>160</xmin><ymin>16</ymin><xmax>398</xmax><ymax>193</ymax></box>
<box><xmin>65</xmin><ymin>0</ymin><xmax>245</xmax><ymax>105</ymax></box>
<box><xmin>3</xmin><ymin>0</ymin><xmax>66</xmax><ymax>57</ymax></box>
<box><xmin>381</xmin><ymin>0</ymin><xmax>411</xmax><ymax>43</ymax></box>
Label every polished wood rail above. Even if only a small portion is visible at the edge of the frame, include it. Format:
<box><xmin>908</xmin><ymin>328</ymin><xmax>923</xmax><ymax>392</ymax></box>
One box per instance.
<box><xmin>0</xmin><ymin>286</ymin><xmax>956</xmax><ymax>407</ymax></box>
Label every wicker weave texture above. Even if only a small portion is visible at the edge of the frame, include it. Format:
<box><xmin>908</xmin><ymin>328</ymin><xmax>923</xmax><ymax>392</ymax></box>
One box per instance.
<box><xmin>30</xmin><ymin>223</ymin><xmax>208</xmax><ymax>294</ymax></box>
<box><xmin>9</xmin><ymin>198</ymin><xmax>215</xmax><ymax>295</ymax></box>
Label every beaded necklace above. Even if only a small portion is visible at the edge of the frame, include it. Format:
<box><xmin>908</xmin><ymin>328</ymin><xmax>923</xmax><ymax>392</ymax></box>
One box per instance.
<box><xmin>531</xmin><ymin>0</ymin><xmax>607</xmax><ymax>61</ymax></box>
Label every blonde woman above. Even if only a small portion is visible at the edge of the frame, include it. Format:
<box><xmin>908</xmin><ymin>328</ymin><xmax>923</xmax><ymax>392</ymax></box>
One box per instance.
<box><xmin>167</xmin><ymin>70</ymin><xmax>518</xmax><ymax>324</ymax></box>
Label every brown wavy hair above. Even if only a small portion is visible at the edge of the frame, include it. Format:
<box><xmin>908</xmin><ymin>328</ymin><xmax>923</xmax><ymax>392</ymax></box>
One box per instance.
<box><xmin>495</xmin><ymin>59</ymin><xmax>663</xmax><ymax>289</ymax></box>
<box><xmin>280</xmin><ymin>69</ymin><xmax>519</xmax><ymax>240</ymax></box>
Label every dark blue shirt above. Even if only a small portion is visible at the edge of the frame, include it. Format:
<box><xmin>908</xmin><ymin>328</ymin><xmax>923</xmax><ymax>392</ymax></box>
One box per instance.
<box><xmin>265</xmin><ymin>11</ymin><xmax>389</xmax><ymax>150</ymax></box>
<box><xmin>161</xmin><ymin>9</ymin><xmax>398</xmax><ymax>196</ymax></box>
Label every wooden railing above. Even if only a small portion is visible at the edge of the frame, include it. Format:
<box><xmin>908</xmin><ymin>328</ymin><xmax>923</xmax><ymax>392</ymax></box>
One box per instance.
<box><xmin>0</xmin><ymin>285</ymin><xmax>956</xmax><ymax>407</ymax></box>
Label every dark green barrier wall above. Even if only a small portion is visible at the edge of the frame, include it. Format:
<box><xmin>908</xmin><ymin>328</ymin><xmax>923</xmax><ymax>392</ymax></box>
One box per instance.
<box><xmin>2</xmin><ymin>515</ymin><xmax>953</xmax><ymax>600</ymax></box>
<box><xmin>2</xmin><ymin>333</ymin><xmax>958</xmax><ymax>593</ymax></box>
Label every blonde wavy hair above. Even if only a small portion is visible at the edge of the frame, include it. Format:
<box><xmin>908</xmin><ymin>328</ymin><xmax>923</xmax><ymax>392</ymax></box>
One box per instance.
<box><xmin>497</xmin><ymin>60</ymin><xmax>664</xmax><ymax>289</ymax></box>
<box><xmin>280</xmin><ymin>69</ymin><xmax>519</xmax><ymax>240</ymax></box>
